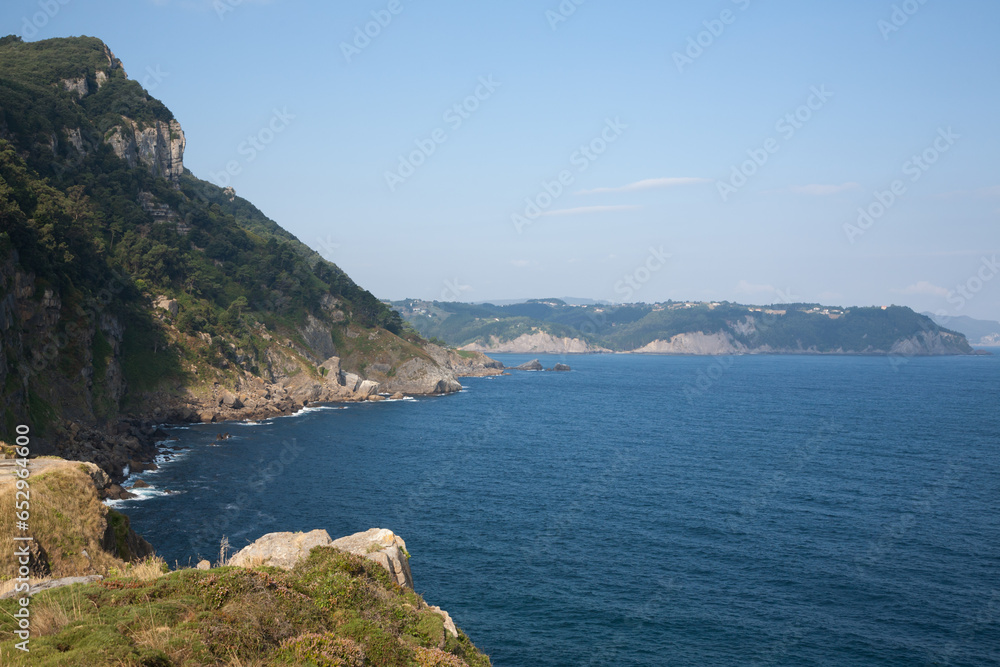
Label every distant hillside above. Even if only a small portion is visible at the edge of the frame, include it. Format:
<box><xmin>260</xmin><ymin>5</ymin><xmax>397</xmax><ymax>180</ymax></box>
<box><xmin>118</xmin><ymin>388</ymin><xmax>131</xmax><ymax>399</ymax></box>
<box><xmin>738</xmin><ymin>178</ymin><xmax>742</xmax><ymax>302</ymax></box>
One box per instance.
<box><xmin>0</xmin><ymin>36</ymin><xmax>494</xmax><ymax>476</ymax></box>
<box><xmin>394</xmin><ymin>299</ymin><xmax>975</xmax><ymax>356</ymax></box>
<box><xmin>924</xmin><ymin>313</ymin><xmax>1000</xmax><ymax>346</ymax></box>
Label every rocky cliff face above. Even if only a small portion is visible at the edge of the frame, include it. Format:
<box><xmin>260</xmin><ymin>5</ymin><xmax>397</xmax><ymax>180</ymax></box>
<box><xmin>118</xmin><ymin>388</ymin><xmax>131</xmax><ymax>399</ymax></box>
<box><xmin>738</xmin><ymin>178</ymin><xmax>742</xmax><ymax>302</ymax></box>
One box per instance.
<box><xmin>633</xmin><ymin>332</ymin><xmax>744</xmax><ymax>355</ymax></box>
<box><xmin>105</xmin><ymin>118</ymin><xmax>186</xmax><ymax>182</ymax></box>
<box><xmin>461</xmin><ymin>332</ymin><xmax>609</xmax><ymax>354</ymax></box>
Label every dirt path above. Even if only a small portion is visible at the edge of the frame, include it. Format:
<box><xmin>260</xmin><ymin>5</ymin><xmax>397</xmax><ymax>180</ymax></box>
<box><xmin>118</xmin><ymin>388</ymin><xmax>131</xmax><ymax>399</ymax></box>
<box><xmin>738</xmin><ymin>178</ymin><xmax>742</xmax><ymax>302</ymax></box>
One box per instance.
<box><xmin>0</xmin><ymin>458</ymin><xmax>84</xmax><ymax>491</ymax></box>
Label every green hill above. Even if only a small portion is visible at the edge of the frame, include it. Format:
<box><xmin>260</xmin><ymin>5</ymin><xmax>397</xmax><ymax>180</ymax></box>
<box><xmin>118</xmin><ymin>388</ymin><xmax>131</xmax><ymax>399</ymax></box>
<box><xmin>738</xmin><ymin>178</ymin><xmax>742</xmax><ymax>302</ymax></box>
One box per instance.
<box><xmin>393</xmin><ymin>299</ymin><xmax>975</xmax><ymax>356</ymax></box>
<box><xmin>0</xmin><ymin>35</ymin><xmax>478</xmax><ymax>474</ymax></box>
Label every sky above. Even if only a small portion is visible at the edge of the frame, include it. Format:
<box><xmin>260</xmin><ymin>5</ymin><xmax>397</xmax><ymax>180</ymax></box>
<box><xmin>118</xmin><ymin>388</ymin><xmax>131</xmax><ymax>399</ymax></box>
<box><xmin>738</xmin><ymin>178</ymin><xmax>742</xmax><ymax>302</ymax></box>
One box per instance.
<box><xmin>3</xmin><ymin>0</ymin><xmax>999</xmax><ymax>320</ymax></box>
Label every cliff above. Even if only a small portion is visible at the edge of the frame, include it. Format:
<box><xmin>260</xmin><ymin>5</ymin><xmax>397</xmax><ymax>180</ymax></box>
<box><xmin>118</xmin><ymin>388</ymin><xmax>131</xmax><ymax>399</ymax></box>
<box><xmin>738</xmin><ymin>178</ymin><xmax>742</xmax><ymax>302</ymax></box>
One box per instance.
<box><xmin>396</xmin><ymin>299</ymin><xmax>975</xmax><ymax>356</ymax></box>
<box><xmin>0</xmin><ymin>454</ymin><xmax>490</xmax><ymax>665</ymax></box>
<box><xmin>0</xmin><ymin>36</ymin><xmax>497</xmax><ymax>479</ymax></box>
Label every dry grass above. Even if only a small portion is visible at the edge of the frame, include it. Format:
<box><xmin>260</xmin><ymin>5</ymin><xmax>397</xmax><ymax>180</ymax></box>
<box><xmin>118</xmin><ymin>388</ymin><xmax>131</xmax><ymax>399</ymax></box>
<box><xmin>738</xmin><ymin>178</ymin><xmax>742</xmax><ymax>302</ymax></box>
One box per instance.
<box><xmin>28</xmin><ymin>586</ymin><xmax>88</xmax><ymax>637</ymax></box>
<box><xmin>114</xmin><ymin>556</ymin><xmax>168</xmax><ymax>582</ymax></box>
<box><xmin>0</xmin><ymin>465</ymin><xmax>129</xmax><ymax>582</ymax></box>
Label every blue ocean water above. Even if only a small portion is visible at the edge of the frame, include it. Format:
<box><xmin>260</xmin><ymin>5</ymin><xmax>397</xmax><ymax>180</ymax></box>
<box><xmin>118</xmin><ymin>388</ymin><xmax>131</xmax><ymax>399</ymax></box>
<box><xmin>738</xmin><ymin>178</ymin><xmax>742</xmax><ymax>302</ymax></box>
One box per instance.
<box><xmin>120</xmin><ymin>354</ymin><xmax>1000</xmax><ymax>666</ymax></box>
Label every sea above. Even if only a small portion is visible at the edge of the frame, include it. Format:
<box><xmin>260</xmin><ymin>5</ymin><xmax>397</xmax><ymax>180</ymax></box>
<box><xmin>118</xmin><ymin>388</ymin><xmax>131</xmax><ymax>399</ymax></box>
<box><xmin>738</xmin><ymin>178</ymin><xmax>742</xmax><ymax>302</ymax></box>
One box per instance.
<box><xmin>117</xmin><ymin>353</ymin><xmax>1000</xmax><ymax>666</ymax></box>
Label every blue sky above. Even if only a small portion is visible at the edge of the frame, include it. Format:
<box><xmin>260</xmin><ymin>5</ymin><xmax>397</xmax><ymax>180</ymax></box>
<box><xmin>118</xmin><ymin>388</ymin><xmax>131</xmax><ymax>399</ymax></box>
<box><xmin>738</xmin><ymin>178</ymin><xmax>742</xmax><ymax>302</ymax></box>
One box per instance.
<box><xmin>4</xmin><ymin>0</ymin><xmax>999</xmax><ymax>319</ymax></box>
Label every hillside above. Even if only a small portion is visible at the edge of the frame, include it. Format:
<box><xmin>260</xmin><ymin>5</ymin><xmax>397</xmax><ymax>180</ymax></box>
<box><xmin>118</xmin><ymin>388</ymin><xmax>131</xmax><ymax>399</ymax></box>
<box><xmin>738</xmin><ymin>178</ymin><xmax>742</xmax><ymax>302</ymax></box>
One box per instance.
<box><xmin>0</xmin><ymin>36</ymin><xmax>498</xmax><ymax>478</ymax></box>
<box><xmin>924</xmin><ymin>313</ymin><xmax>1000</xmax><ymax>346</ymax></box>
<box><xmin>0</xmin><ymin>452</ymin><xmax>490</xmax><ymax>666</ymax></box>
<box><xmin>394</xmin><ymin>299</ymin><xmax>975</xmax><ymax>356</ymax></box>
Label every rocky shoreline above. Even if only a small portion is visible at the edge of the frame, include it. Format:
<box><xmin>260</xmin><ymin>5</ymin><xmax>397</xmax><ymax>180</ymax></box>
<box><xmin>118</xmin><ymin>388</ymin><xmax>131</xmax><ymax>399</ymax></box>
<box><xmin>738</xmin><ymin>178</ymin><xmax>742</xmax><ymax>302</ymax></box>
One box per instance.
<box><xmin>53</xmin><ymin>348</ymin><xmax>505</xmax><ymax>486</ymax></box>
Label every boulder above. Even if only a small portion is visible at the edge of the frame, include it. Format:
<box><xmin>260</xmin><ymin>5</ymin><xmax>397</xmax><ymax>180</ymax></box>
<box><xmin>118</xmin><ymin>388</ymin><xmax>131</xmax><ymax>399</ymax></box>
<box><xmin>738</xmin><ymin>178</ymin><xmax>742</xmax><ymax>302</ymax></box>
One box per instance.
<box><xmin>154</xmin><ymin>296</ymin><xmax>178</xmax><ymax>316</ymax></box>
<box><xmin>105</xmin><ymin>484</ymin><xmax>136</xmax><ymax>500</ymax></box>
<box><xmin>227</xmin><ymin>528</ymin><xmax>415</xmax><ymax>590</ymax></box>
<box><xmin>228</xmin><ymin>529</ymin><xmax>334</xmax><ymax>569</ymax></box>
<box><xmin>340</xmin><ymin>371</ymin><xmax>362</xmax><ymax>392</ymax></box>
<box><xmin>390</xmin><ymin>392</ymin><xmax>406</xmax><ymax>400</ymax></box>
<box><xmin>356</xmin><ymin>380</ymin><xmax>380</xmax><ymax>398</ymax></box>
<box><xmin>381</xmin><ymin>358</ymin><xmax>462</xmax><ymax>396</ymax></box>
<box><xmin>0</xmin><ymin>575</ymin><xmax>103</xmax><ymax>600</ymax></box>
<box><xmin>128</xmin><ymin>459</ymin><xmax>158</xmax><ymax>473</ymax></box>
<box><xmin>320</xmin><ymin>356</ymin><xmax>342</xmax><ymax>380</ymax></box>
<box><xmin>220</xmin><ymin>390</ymin><xmax>243</xmax><ymax>409</ymax></box>
<box><xmin>513</xmin><ymin>359</ymin><xmax>543</xmax><ymax>371</ymax></box>
<box><xmin>427</xmin><ymin>605</ymin><xmax>459</xmax><ymax>638</ymax></box>
<box><xmin>79</xmin><ymin>461</ymin><xmax>111</xmax><ymax>490</ymax></box>
<box><xmin>331</xmin><ymin>528</ymin><xmax>413</xmax><ymax>589</ymax></box>
<box><xmin>548</xmin><ymin>363</ymin><xmax>571</xmax><ymax>372</ymax></box>
<box><xmin>130</xmin><ymin>480</ymin><xmax>150</xmax><ymax>489</ymax></box>
<box><xmin>196</xmin><ymin>560</ymin><xmax>211</xmax><ymax>571</ymax></box>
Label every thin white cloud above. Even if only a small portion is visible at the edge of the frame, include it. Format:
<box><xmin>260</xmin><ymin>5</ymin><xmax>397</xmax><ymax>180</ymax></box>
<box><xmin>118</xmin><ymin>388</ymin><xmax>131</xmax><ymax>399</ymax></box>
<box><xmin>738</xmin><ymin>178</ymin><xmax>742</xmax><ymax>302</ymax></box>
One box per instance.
<box><xmin>892</xmin><ymin>281</ymin><xmax>949</xmax><ymax>297</ymax></box>
<box><xmin>576</xmin><ymin>177</ymin><xmax>709</xmax><ymax>196</ymax></box>
<box><xmin>735</xmin><ymin>280</ymin><xmax>776</xmax><ymax>295</ymax></box>
<box><xmin>540</xmin><ymin>205</ymin><xmax>641</xmax><ymax>217</ymax></box>
<box><xmin>788</xmin><ymin>182</ymin><xmax>860</xmax><ymax>196</ymax></box>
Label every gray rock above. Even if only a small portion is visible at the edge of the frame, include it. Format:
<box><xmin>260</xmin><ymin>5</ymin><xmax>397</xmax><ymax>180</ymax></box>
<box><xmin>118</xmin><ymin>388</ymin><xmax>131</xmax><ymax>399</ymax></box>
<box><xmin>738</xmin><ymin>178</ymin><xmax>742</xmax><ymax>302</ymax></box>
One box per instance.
<box><xmin>513</xmin><ymin>359</ymin><xmax>543</xmax><ymax>371</ymax></box>
<box><xmin>427</xmin><ymin>605</ymin><xmax>459</xmax><ymax>638</ymax></box>
<box><xmin>330</xmin><ymin>528</ymin><xmax>413</xmax><ymax>589</ymax></box>
<box><xmin>320</xmin><ymin>356</ymin><xmax>342</xmax><ymax>380</ymax></box>
<box><xmin>356</xmin><ymin>380</ymin><xmax>380</xmax><ymax>398</ymax></box>
<box><xmin>381</xmin><ymin>358</ymin><xmax>462</xmax><ymax>395</ymax></box>
<box><xmin>340</xmin><ymin>371</ymin><xmax>362</xmax><ymax>392</ymax></box>
<box><xmin>154</xmin><ymin>296</ymin><xmax>179</xmax><ymax>316</ymax></box>
<box><xmin>105</xmin><ymin>484</ymin><xmax>136</xmax><ymax>500</ymax></box>
<box><xmin>0</xmin><ymin>576</ymin><xmax>103</xmax><ymax>599</ymax></box>
<box><xmin>196</xmin><ymin>560</ymin><xmax>211</xmax><ymax>571</ymax></box>
<box><xmin>548</xmin><ymin>363</ymin><xmax>571</xmax><ymax>372</ymax></box>
<box><xmin>228</xmin><ymin>529</ymin><xmax>334</xmax><ymax>570</ymax></box>
<box><xmin>131</xmin><ymin>480</ymin><xmax>150</xmax><ymax>489</ymax></box>
<box><xmin>227</xmin><ymin>528</ymin><xmax>415</xmax><ymax>590</ymax></box>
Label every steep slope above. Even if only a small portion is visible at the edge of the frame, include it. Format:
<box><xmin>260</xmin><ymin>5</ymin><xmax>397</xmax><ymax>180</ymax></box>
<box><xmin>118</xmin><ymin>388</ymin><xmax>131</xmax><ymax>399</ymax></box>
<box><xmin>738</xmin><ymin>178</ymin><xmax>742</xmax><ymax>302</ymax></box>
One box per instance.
<box><xmin>0</xmin><ymin>35</ymin><xmax>493</xmax><ymax>477</ymax></box>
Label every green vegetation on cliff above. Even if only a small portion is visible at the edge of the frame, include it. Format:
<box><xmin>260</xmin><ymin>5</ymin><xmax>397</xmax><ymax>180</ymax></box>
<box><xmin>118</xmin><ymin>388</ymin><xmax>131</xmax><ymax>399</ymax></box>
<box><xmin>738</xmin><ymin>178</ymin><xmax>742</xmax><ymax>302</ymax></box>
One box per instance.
<box><xmin>0</xmin><ymin>546</ymin><xmax>490</xmax><ymax>666</ymax></box>
<box><xmin>394</xmin><ymin>299</ymin><xmax>974</xmax><ymax>355</ymax></box>
<box><xmin>0</xmin><ymin>35</ymin><xmax>423</xmax><ymax>451</ymax></box>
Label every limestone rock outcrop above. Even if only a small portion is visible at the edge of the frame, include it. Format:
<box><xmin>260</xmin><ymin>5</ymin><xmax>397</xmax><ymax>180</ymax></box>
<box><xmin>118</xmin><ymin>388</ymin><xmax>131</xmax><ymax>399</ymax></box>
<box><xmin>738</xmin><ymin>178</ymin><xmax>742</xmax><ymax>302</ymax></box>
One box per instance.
<box><xmin>461</xmin><ymin>332</ymin><xmax>609</xmax><ymax>354</ymax></box>
<box><xmin>513</xmin><ymin>359</ymin><xmax>543</xmax><ymax>371</ymax></box>
<box><xmin>228</xmin><ymin>528</ymin><xmax>414</xmax><ymax>590</ymax></box>
<box><xmin>105</xmin><ymin>118</ymin><xmax>186</xmax><ymax>182</ymax></box>
<box><xmin>632</xmin><ymin>332</ymin><xmax>745</xmax><ymax>355</ymax></box>
<box><xmin>228</xmin><ymin>529</ymin><xmax>334</xmax><ymax>570</ymax></box>
<box><xmin>381</xmin><ymin>358</ymin><xmax>462</xmax><ymax>396</ymax></box>
<box><xmin>331</xmin><ymin>528</ymin><xmax>414</xmax><ymax>590</ymax></box>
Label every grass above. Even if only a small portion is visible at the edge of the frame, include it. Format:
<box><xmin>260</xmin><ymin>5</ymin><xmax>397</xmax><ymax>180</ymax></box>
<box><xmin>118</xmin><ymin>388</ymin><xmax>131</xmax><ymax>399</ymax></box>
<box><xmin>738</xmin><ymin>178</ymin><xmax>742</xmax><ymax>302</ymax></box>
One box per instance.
<box><xmin>0</xmin><ymin>548</ymin><xmax>491</xmax><ymax>666</ymax></box>
<box><xmin>0</xmin><ymin>466</ymin><xmax>127</xmax><ymax>580</ymax></box>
